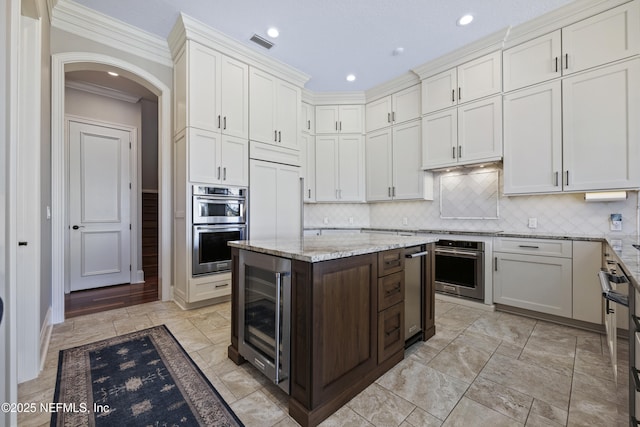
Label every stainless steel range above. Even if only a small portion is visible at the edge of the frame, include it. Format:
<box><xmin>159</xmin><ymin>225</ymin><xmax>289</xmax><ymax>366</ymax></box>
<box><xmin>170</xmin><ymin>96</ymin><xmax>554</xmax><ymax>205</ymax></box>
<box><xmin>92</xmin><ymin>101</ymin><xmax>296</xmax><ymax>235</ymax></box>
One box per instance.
<box><xmin>435</xmin><ymin>240</ymin><xmax>485</xmax><ymax>302</ymax></box>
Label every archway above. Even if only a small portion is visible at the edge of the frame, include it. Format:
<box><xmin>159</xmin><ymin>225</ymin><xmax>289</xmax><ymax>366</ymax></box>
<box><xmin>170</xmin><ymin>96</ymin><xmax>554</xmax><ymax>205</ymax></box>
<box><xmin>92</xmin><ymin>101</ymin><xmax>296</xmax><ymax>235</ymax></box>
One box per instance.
<box><xmin>51</xmin><ymin>52</ymin><xmax>172</xmax><ymax>323</ymax></box>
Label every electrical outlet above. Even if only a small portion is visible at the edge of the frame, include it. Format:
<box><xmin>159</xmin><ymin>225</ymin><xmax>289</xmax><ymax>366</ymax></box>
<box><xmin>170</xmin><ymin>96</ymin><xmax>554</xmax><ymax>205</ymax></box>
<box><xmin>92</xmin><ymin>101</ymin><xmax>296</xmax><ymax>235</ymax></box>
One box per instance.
<box><xmin>402</xmin><ymin>217</ymin><xmax>408</xmax><ymax>226</ymax></box>
<box><xmin>528</xmin><ymin>218</ymin><xmax>537</xmax><ymax>229</ymax></box>
<box><xmin>323</xmin><ymin>217</ymin><xmax>329</xmax><ymax>224</ymax></box>
<box><xmin>610</xmin><ymin>213</ymin><xmax>622</xmax><ymax>231</ymax></box>
<box><xmin>348</xmin><ymin>217</ymin><xmax>354</xmax><ymax>224</ymax></box>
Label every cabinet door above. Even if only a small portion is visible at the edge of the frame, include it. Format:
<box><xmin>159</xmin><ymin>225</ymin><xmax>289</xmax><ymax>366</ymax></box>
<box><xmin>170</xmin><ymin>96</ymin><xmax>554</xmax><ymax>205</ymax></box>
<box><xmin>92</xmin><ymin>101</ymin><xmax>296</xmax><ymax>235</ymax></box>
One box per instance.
<box><xmin>301</xmin><ymin>134</ymin><xmax>316</xmax><ymax>202</ymax></box>
<box><xmin>572</xmin><ymin>241</ymin><xmax>603</xmax><ymax>324</ymax></box>
<box><xmin>562</xmin><ymin>1</ymin><xmax>640</xmax><ymax>75</ymax></box>
<box><xmin>315</xmin><ymin>135</ymin><xmax>339</xmax><ymax>201</ymax></box>
<box><xmin>276</xmin><ymin>163</ymin><xmax>301</xmax><ymax>239</ymax></box>
<box><xmin>457</xmin><ymin>51</ymin><xmax>502</xmax><ymax>104</ymax></box>
<box><xmin>421</xmin><ymin>108</ymin><xmax>457</xmax><ymax>169</ymax></box>
<box><xmin>366</xmin><ymin>96</ymin><xmax>392</xmax><ymax>133</ymax></box>
<box><xmin>219</xmin><ymin>135</ymin><xmax>248</xmax><ymax>187</ymax></box>
<box><xmin>503</xmin><ymin>81</ymin><xmax>562</xmax><ymax>194</ymax></box>
<box><xmin>315</xmin><ymin>106</ymin><xmax>340</xmax><ymax>134</ymax></box>
<box><xmin>221</xmin><ymin>56</ymin><xmax>248</xmax><ymax>139</ymax></box>
<box><xmin>378</xmin><ymin>303</ymin><xmax>404</xmax><ymax>363</ymax></box>
<box><xmin>366</xmin><ymin>128</ymin><xmax>393</xmax><ymax>201</ymax></box>
<box><xmin>392</xmin><ymin>120</ymin><xmax>423</xmax><ymax>200</ymax></box>
<box><xmin>339</xmin><ymin>105</ymin><xmax>364</xmax><ymax>134</ymax></box>
<box><xmin>493</xmin><ymin>253</ymin><xmax>572</xmax><ymax>318</ymax></box>
<box><xmin>422</xmin><ymin>68</ymin><xmax>457</xmax><ymax>114</ymax></box>
<box><xmin>457</xmin><ymin>96</ymin><xmax>502</xmax><ymax>165</ymax></box>
<box><xmin>392</xmin><ymin>84</ymin><xmax>421</xmax><ymax>125</ymax></box>
<box><xmin>301</xmin><ymin>102</ymin><xmax>315</xmax><ymax>134</ymax></box>
<box><xmin>249</xmin><ymin>68</ymin><xmax>276</xmax><ymax>145</ymax></box>
<box><xmin>562</xmin><ymin>59</ymin><xmax>640</xmax><ymax>191</ymax></box>
<box><xmin>503</xmin><ymin>31</ymin><xmax>561</xmax><ymax>91</ymax></box>
<box><xmin>276</xmin><ymin>80</ymin><xmax>300</xmax><ymax>150</ymax></box>
<box><xmin>188</xmin><ymin>42</ymin><xmax>221</xmax><ymax>132</ymax></box>
<box><xmin>188</xmin><ymin>128</ymin><xmax>220</xmax><ymax>184</ymax></box>
<box><xmin>248</xmin><ymin>159</ymin><xmax>277</xmax><ymax>240</ymax></box>
<box><xmin>337</xmin><ymin>135</ymin><xmax>365</xmax><ymax>201</ymax></box>
<box><xmin>174</xmin><ymin>48</ymin><xmax>187</xmax><ymax>133</ymax></box>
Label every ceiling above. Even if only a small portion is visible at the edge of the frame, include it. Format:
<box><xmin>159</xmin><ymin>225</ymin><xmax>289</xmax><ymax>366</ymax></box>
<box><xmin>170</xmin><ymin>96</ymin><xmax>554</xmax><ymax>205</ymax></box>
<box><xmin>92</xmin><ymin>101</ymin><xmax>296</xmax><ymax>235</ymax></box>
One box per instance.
<box><xmin>71</xmin><ymin>0</ymin><xmax>576</xmax><ymax>92</ymax></box>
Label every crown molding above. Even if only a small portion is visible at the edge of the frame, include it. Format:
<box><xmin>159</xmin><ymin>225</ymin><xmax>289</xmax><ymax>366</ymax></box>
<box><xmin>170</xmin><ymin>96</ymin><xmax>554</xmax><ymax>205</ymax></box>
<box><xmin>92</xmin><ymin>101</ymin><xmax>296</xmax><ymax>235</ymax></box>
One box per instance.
<box><xmin>365</xmin><ymin>72</ymin><xmax>420</xmax><ymax>102</ymax></box>
<box><xmin>169</xmin><ymin>13</ymin><xmax>310</xmax><ymax>88</ymax></box>
<box><xmin>49</xmin><ymin>0</ymin><xmax>172</xmax><ymax>67</ymax></box>
<box><xmin>65</xmin><ymin>79</ymin><xmax>141</xmax><ymax>103</ymax></box>
<box><xmin>412</xmin><ymin>28</ymin><xmax>508</xmax><ymax>80</ymax></box>
<box><xmin>304</xmin><ymin>91</ymin><xmax>367</xmax><ymax>105</ymax></box>
<box><xmin>504</xmin><ymin>0</ymin><xmax>631</xmax><ymax>48</ymax></box>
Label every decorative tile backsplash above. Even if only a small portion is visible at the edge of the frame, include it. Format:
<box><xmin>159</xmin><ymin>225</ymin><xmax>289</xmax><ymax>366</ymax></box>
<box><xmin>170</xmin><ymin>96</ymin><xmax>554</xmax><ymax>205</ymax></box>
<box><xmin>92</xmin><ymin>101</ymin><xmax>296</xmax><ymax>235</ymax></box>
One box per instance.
<box><xmin>305</xmin><ymin>166</ymin><xmax>639</xmax><ymax>237</ymax></box>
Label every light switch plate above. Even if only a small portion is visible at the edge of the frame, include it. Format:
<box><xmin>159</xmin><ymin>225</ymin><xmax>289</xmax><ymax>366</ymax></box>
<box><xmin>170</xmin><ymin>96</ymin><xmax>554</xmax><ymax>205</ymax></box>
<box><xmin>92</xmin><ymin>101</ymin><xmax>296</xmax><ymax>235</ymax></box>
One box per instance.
<box><xmin>528</xmin><ymin>218</ymin><xmax>537</xmax><ymax>229</ymax></box>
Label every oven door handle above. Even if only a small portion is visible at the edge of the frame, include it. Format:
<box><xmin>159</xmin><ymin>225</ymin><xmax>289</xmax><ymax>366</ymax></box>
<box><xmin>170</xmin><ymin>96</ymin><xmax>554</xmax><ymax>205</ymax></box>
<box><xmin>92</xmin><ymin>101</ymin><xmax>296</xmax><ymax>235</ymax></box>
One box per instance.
<box><xmin>435</xmin><ymin>248</ymin><xmax>482</xmax><ymax>258</ymax></box>
<box><xmin>406</xmin><ymin>251</ymin><xmax>428</xmax><ymax>258</ymax></box>
<box><xmin>194</xmin><ymin>195</ymin><xmax>245</xmax><ymax>202</ymax></box>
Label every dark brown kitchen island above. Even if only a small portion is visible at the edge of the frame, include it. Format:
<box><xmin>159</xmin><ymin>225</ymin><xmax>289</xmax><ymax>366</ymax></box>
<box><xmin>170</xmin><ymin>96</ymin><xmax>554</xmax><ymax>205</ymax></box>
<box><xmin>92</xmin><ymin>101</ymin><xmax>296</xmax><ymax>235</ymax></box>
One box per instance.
<box><xmin>227</xmin><ymin>234</ymin><xmax>437</xmax><ymax>427</ymax></box>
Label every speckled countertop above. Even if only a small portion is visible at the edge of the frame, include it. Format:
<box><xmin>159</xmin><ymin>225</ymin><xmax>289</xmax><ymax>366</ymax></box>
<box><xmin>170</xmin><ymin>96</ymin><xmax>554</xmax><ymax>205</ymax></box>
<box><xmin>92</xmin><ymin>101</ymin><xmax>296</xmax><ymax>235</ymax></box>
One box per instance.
<box><xmin>228</xmin><ymin>233</ymin><xmax>439</xmax><ymax>263</ymax></box>
<box><xmin>605</xmin><ymin>235</ymin><xmax>640</xmax><ymax>289</ymax></box>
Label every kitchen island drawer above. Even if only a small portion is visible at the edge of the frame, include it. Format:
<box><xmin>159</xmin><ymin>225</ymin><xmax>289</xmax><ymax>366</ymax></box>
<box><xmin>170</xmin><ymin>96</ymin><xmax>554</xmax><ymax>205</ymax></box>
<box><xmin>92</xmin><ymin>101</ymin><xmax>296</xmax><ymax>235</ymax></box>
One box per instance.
<box><xmin>378</xmin><ymin>249</ymin><xmax>404</xmax><ymax>276</ymax></box>
<box><xmin>494</xmin><ymin>237</ymin><xmax>572</xmax><ymax>258</ymax></box>
<box><xmin>378</xmin><ymin>272</ymin><xmax>404</xmax><ymax>311</ymax></box>
<box><xmin>378</xmin><ymin>303</ymin><xmax>404</xmax><ymax>363</ymax></box>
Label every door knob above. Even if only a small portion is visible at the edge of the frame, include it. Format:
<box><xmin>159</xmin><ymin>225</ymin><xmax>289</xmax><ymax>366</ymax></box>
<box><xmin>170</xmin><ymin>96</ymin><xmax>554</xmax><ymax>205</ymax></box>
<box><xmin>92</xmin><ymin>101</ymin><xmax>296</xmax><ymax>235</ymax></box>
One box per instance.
<box><xmin>72</xmin><ymin>225</ymin><xmax>84</xmax><ymax>230</ymax></box>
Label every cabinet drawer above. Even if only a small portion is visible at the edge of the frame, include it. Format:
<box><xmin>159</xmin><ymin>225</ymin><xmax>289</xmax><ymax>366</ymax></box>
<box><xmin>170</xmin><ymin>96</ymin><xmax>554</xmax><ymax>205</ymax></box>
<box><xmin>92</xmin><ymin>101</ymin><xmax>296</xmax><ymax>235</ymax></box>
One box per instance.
<box><xmin>378</xmin><ymin>249</ymin><xmax>404</xmax><ymax>276</ymax></box>
<box><xmin>189</xmin><ymin>277</ymin><xmax>231</xmax><ymax>302</ymax></box>
<box><xmin>378</xmin><ymin>272</ymin><xmax>404</xmax><ymax>312</ymax></box>
<box><xmin>494</xmin><ymin>237</ymin><xmax>572</xmax><ymax>258</ymax></box>
<box><xmin>378</xmin><ymin>303</ymin><xmax>404</xmax><ymax>363</ymax></box>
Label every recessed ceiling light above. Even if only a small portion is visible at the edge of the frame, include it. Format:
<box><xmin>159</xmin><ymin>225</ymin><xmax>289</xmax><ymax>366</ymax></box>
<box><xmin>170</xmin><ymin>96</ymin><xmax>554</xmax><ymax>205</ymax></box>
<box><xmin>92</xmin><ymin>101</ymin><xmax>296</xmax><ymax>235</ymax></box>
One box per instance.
<box><xmin>457</xmin><ymin>14</ymin><xmax>474</xmax><ymax>26</ymax></box>
<box><xmin>107</xmin><ymin>71</ymin><xmax>119</xmax><ymax>77</ymax></box>
<box><xmin>267</xmin><ymin>27</ymin><xmax>279</xmax><ymax>38</ymax></box>
<box><xmin>346</xmin><ymin>74</ymin><xmax>356</xmax><ymax>82</ymax></box>
<box><xmin>392</xmin><ymin>47</ymin><xmax>404</xmax><ymax>56</ymax></box>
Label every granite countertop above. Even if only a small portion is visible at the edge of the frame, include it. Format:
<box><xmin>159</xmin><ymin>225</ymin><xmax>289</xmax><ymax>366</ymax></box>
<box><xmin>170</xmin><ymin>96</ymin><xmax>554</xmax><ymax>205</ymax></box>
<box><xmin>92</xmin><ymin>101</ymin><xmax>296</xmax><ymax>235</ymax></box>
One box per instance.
<box><xmin>605</xmin><ymin>235</ymin><xmax>640</xmax><ymax>290</ymax></box>
<box><xmin>229</xmin><ymin>233</ymin><xmax>439</xmax><ymax>263</ymax></box>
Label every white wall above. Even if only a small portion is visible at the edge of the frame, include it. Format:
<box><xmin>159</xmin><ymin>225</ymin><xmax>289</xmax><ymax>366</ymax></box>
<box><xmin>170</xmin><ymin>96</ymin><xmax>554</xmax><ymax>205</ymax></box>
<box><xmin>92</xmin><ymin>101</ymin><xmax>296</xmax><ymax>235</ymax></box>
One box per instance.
<box><xmin>305</xmin><ymin>165</ymin><xmax>640</xmax><ymax>238</ymax></box>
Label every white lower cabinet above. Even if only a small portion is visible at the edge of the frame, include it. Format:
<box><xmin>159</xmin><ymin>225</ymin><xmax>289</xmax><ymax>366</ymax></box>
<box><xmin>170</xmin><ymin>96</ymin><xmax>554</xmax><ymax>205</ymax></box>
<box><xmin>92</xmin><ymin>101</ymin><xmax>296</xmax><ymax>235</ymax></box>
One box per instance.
<box><xmin>493</xmin><ymin>238</ymin><xmax>572</xmax><ymax>318</ymax></box>
<box><xmin>301</xmin><ymin>133</ymin><xmax>316</xmax><ymax>202</ymax></box>
<box><xmin>249</xmin><ymin>159</ymin><xmax>301</xmax><ymax>240</ymax></box>
<box><xmin>572</xmin><ymin>241</ymin><xmax>603</xmax><ymax>324</ymax></box>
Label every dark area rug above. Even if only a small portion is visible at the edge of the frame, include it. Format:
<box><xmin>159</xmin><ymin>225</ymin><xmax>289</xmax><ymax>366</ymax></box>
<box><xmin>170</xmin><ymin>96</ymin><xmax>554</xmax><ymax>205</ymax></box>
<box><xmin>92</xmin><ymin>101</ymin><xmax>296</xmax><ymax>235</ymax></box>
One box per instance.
<box><xmin>51</xmin><ymin>325</ymin><xmax>244</xmax><ymax>426</ymax></box>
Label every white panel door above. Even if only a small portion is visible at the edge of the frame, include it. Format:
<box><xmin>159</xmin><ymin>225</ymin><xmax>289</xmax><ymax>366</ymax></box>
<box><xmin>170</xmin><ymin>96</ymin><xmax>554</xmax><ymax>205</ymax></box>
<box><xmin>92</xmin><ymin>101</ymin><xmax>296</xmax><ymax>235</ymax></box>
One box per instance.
<box><xmin>188</xmin><ymin>41</ymin><xmax>220</xmax><ymax>132</ymax></box>
<box><xmin>315</xmin><ymin>135</ymin><xmax>339</xmax><ymax>201</ymax></box>
<box><xmin>338</xmin><ymin>105</ymin><xmax>363</xmax><ymax>134</ymax></box>
<box><xmin>392</xmin><ymin>120</ymin><xmax>423</xmax><ymax>200</ymax></box>
<box><xmin>457</xmin><ymin>95</ymin><xmax>502</xmax><ymax>165</ymax></box>
<box><xmin>503</xmin><ymin>81</ymin><xmax>562</xmax><ymax>194</ymax></box>
<box><xmin>457</xmin><ymin>51</ymin><xmax>502</xmax><ymax>103</ymax></box>
<box><xmin>249</xmin><ymin>68</ymin><xmax>276</xmax><ymax>145</ymax></box>
<box><xmin>392</xmin><ymin>84</ymin><xmax>421</xmax><ymax>125</ymax></box>
<box><xmin>422</xmin><ymin>68</ymin><xmax>457</xmax><ymax>114</ymax></box>
<box><xmin>562</xmin><ymin>59</ymin><xmax>640</xmax><ymax>191</ymax></box>
<box><xmin>337</xmin><ymin>135</ymin><xmax>364</xmax><ymax>201</ymax></box>
<box><xmin>220</xmin><ymin>134</ymin><xmax>248</xmax><ymax>186</ymax></box>
<box><xmin>366</xmin><ymin>128</ymin><xmax>393</xmax><ymax>201</ymax></box>
<box><xmin>315</xmin><ymin>106</ymin><xmax>340</xmax><ymax>134</ymax></box>
<box><xmin>276</xmin><ymin>164</ymin><xmax>301</xmax><ymax>239</ymax></box>
<box><xmin>221</xmin><ymin>55</ymin><xmax>248</xmax><ymax>139</ymax></box>
<box><xmin>366</xmin><ymin>96</ymin><xmax>392</xmax><ymax>133</ymax></box>
<box><xmin>275</xmin><ymin>79</ymin><xmax>300</xmax><ymax>150</ymax></box>
<box><xmin>249</xmin><ymin>159</ymin><xmax>277</xmax><ymax>240</ymax></box>
<box><xmin>189</xmin><ymin>127</ymin><xmax>220</xmax><ymax>184</ymax></box>
<box><xmin>503</xmin><ymin>30</ymin><xmax>562</xmax><ymax>91</ymax></box>
<box><xmin>421</xmin><ymin>108</ymin><xmax>457</xmax><ymax>169</ymax></box>
<box><xmin>69</xmin><ymin>120</ymin><xmax>131</xmax><ymax>291</ymax></box>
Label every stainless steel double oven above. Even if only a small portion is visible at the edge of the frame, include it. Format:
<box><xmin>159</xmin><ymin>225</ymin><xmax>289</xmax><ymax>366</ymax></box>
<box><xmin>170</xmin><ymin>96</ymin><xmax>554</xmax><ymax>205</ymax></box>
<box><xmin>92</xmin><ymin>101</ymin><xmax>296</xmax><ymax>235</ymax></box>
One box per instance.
<box><xmin>192</xmin><ymin>185</ymin><xmax>247</xmax><ymax>276</ymax></box>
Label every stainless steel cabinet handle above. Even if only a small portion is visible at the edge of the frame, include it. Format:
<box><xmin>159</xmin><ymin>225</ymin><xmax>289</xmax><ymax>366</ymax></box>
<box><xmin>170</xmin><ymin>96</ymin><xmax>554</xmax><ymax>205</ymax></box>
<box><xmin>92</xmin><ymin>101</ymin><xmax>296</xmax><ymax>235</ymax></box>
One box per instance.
<box><xmin>335</xmin><ymin>121</ymin><xmax>338</xmax><ymax>131</ymax></box>
<box><xmin>307</xmin><ymin>120</ymin><xmax>311</xmax><ymax>130</ymax></box>
<box><xmin>452</xmin><ymin>89</ymin><xmax>455</xmax><ymax>102</ymax></box>
<box><xmin>406</xmin><ymin>251</ymin><xmax>428</xmax><ymax>258</ymax></box>
<box><xmin>215</xmin><ymin>283</ymin><xmax>229</xmax><ymax>288</ymax></box>
<box><xmin>388</xmin><ymin>113</ymin><xmax>391</xmax><ymax>123</ymax></box>
<box><xmin>223</xmin><ymin>116</ymin><xmax>227</xmax><ymax>130</ymax></box>
<box><xmin>308</xmin><ymin>189</ymin><xmax>311</xmax><ymax>198</ymax></box>
<box><xmin>388</xmin><ymin>187</ymin><xmax>391</xmax><ymax>197</ymax></box>
<box><xmin>555</xmin><ymin>57</ymin><xmax>558</xmax><ymax>73</ymax></box>
<box><xmin>217</xmin><ymin>166</ymin><xmax>221</xmax><ymax>180</ymax></box>
<box><xmin>458</xmin><ymin>87</ymin><xmax>461</xmax><ymax>101</ymax></box>
<box><xmin>452</xmin><ymin>147</ymin><xmax>456</xmax><ymax>159</ymax></box>
<box><xmin>218</xmin><ymin>115</ymin><xmax>221</xmax><ymax>129</ymax></box>
<box><xmin>458</xmin><ymin>145</ymin><xmax>462</xmax><ymax>158</ymax></box>
<box><xmin>278</xmin><ymin>131</ymin><xmax>281</xmax><ymax>142</ymax></box>
<box><xmin>518</xmin><ymin>245</ymin><xmax>539</xmax><ymax>249</ymax></box>
<box><xmin>555</xmin><ymin>171</ymin><xmax>559</xmax><ymax>186</ymax></box>
<box><xmin>565</xmin><ymin>170</ymin><xmax>569</xmax><ymax>186</ymax></box>
<box><xmin>223</xmin><ymin>167</ymin><xmax>227</xmax><ymax>180</ymax></box>
<box><xmin>494</xmin><ymin>257</ymin><xmax>498</xmax><ymax>271</ymax></box>
<box><xmin>339</xmin><ymin>121</ymin><xmax>342</xmax><ymax>131</ymax></box>
<box><xmin>274</xmin><ymin>272</ymin><xmax>282</xmax><ymax>384</ymax></box>
<box><xmin>565</xmin><ymin>53</ymin><xmax>569</xmax><ymax>69</ymax></box>
<box><xmin>392</xmin><ymin>187</ymin><xmax>396</xmax><ymax>197</ymax></box>
<box><xmin>274</xmin><ymin>130</ymin><xmax>278</xmax><ymax>142</ymax></box>
<box><xmin>18</xmin><ymin>241</ymin><xmax>28</xmax><ymax>246</ymax></box>
<box><xmin>392</xmin><ymin>112</ymin><xmax>395</xmax><ymax>122</ymax></box>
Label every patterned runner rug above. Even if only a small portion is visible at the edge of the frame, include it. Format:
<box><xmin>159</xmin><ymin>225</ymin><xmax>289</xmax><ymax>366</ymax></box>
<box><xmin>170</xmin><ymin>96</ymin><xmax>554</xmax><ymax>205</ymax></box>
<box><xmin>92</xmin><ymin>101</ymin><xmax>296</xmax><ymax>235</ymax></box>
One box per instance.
<box><xmin>51</xmin><ymin>325</ymin><xmax>244</xmax><ymax>426</ymax></box>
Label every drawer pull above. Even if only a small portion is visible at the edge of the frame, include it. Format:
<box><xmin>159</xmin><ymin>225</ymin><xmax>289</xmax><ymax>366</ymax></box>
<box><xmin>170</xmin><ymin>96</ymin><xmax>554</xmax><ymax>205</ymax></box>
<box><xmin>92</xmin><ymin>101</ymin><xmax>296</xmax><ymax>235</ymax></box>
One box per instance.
<box><xmin>385</xmin><ymin>286</ymin><xmax>401</xmax><ymax>296</ymax></box>
<box><xmin>633</xmin><ymin>367</ymin><xmax>640</xmax><ymax>392</ymax></box>
<box><xmin>215</xmin><ymin>283</ymin><xmax>229</xmax><ymax>288</ymax></box>
<box><xmin>632</xmin><ymin>314</ymin><xmax>640</xmax><ymax>333</ymax></box>
<box><xmin>518</xmin><ymin>245</ymin><xmax>539</xmax><ymax>249</ymax></box>
<box><xmin>385</xmin><ymin>326</ymin><xmax>400</xmax><ymax>337</ymax></box>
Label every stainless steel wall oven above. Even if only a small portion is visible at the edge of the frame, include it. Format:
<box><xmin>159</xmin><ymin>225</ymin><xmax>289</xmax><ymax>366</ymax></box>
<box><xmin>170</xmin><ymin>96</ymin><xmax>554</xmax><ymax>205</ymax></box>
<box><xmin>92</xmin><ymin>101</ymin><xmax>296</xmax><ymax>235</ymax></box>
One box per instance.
<box><xmin>435</xmin><ymin>240</ymin><xmax>485</xmax><ymax>301</ymax></box>
<box><xmin>238</xmin><ymin>250</ymin><xmax>291</xmax><ymax>394</ymax></box>
<box><xmin>192</xmin><ymin>185</ymin><xmax>247</xmax><ymax>276</ymax></box>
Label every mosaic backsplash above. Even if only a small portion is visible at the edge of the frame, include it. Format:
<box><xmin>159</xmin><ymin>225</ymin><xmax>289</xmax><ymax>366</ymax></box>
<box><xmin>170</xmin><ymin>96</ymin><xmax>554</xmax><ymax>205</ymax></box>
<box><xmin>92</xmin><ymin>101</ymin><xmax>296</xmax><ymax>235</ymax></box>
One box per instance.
<box><xmin>305</xmin><ymin>166</ymin><xmax>639</xmax><ymax>238</ymax></box>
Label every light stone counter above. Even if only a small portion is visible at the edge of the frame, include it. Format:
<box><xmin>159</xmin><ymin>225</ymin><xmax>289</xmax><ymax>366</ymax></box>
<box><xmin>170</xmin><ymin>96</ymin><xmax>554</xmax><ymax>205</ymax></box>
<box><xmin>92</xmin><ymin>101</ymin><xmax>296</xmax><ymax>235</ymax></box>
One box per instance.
<box><xmin>228</xmin><ymin>233</ymin><xmax>438</xmax><ymax>263</ymax></box>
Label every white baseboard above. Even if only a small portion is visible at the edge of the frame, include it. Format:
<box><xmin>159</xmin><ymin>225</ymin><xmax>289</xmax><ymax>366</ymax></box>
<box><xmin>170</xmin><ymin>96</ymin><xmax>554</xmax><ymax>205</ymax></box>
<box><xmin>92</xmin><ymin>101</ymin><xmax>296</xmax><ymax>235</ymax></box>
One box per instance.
<box><xmin>131</xmin><ymin>270</ymin><xmax>145</xmax><ymax>284</ymax></box>
<box><xmin>39</xmin><ymin>307</ymin><xmax>53</xmax><ymax>372</ymax></box>
<box><xmin>435</xmin><ymin>293</ymin><xmax>496</xmax><ymax>312</ymax></box>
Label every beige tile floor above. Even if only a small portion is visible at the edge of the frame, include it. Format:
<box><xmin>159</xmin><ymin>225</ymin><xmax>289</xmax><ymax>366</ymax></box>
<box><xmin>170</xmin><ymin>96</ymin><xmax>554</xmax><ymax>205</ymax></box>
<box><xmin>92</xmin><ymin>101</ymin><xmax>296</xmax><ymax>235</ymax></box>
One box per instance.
<box><xmin>18</xmin><ymin>298</ymin><xmax>628</xmax><ymax>426</ymax></box>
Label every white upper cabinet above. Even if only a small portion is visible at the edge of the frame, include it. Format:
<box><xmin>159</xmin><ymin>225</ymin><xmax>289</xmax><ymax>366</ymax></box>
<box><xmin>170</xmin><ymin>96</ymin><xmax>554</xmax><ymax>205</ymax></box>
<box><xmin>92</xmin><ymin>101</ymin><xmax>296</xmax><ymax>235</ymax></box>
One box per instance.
<box><xmin>503</xmin><ymin>31</ymin><xmax>562</xmax><ymax>92</ymax></box>
<box><xmin>562</xmin><ymin>58</ymin><xmax>640</xmax><ymax>192</ymax></box>
<box><xmin>188</xmin><ymin>128</ymin><xmax>249</xmax><ymax>186</ymax></box>
<box><xmin>301</xmin><ymin>102</ymin><xmax>315</xmax><ymax>134</ymax></box>
<box><xmin>503</xmin><ymin>81</ymin><xmax>563</xmax><ymax>194</ymax></box>
<box><xmin>174</xmin><ymin>41</ymin><xmax>248</xmax><ymax>138</ymax></box>
<box><xmin>366</xmin><ymin>85</ymin><xmax>421</xmax><ymax>132</ymax></box>
<box><xmin>422</xmin><ymin>51</ymin><xmax>501</xmax><ymax>114</ymax></box>
<box><xmin>366</xmin><ymin>120</ymin><xmax>425</xmax><ymax>201</ymax></box>
<box><xmin>315</xmin><ymin>105</ymin><xmax>363</xmax><ymax>134</ymax></box>
<box><xmin>249</xmin><ymin>67</ymin><xmax>301</xmax><ymax>150</ymax></box>
<box><xmin>504</xmin><ymin>59</ymin><xmax>640</xmax><ymax>194</ymax></box>
<box><xmin>315</xmin><ymin>134</ymin><xmax>365</xmax><ymax>202</ymax></box>
<box><xmin>422</xmin><ymin>95</ymin><xmax>502</xmax><ymax>169</ymax></box>
<box><xmin>503</xmin><ymin>1</ymin><xmax>640</xmax><ymax>91</ymax></box>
